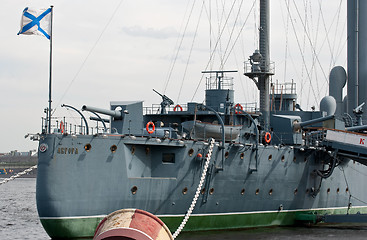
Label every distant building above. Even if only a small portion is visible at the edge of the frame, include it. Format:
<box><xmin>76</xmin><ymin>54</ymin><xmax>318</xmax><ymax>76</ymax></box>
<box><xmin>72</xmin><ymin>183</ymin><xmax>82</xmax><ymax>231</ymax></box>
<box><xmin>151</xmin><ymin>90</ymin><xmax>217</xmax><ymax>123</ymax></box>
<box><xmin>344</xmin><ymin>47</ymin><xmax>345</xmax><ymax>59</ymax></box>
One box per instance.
<box><xmin>2</xmin><ymin>150</ymin><xmax>38</xmax><ymax>157</ymax></box>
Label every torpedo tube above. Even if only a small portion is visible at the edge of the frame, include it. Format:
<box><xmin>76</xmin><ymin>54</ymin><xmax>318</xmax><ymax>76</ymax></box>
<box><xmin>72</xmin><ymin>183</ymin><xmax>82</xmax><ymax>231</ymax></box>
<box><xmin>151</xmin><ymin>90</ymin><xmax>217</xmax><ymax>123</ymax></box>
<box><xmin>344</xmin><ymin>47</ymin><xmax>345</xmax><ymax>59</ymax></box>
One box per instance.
<box><xmin>93</xmin><ymin>209</ymin><xmax>173</xmax><ymax>240</ymax></box>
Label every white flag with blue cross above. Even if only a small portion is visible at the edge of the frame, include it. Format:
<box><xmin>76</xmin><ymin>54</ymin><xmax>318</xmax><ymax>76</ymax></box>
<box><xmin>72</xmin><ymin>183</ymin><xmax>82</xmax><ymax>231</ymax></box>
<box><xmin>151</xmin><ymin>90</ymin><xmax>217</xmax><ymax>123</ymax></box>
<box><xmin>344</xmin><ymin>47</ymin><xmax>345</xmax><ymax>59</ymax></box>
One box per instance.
<box><xmin>18</xmin><ymin>7</ymin><xmax>52</xmax><ymax>39</ymax></box>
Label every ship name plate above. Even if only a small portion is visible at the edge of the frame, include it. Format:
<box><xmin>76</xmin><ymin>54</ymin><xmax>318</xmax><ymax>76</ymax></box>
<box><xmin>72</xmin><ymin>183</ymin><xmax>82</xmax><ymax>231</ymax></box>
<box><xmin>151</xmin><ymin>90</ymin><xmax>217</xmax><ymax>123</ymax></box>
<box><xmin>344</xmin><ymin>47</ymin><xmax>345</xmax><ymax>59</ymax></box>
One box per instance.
<box><xmin>57</xmin><ymin>147</ymin><xmax>79</xmax><ymax>154</ymax></box>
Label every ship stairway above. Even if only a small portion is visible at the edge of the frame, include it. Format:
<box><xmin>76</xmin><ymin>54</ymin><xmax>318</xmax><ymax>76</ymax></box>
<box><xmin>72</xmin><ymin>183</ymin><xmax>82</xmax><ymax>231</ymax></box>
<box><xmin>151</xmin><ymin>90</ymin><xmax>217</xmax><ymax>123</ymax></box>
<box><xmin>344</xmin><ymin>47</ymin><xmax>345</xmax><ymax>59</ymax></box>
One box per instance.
<box><xmin>321</xmin><ymin>129</ymin><xmax>367</xmax><ymax>166</ymax></box>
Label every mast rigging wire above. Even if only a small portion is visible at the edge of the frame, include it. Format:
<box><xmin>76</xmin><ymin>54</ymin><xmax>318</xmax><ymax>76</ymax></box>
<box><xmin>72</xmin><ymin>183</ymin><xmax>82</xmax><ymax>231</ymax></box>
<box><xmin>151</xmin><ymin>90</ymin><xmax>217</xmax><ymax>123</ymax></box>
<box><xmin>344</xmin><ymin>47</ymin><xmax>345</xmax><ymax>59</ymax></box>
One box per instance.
<box><xmin>176</xmin><ymin>1</ymin><xmax>205</xmax><ymax>103</ymax></box>
<box><xmin>222</xmin><ymin>0</ymin><xmax>256</xmax><ymax>67</ymax></box>
<box><xmin>285</xmin><ymin>0</ymin><xmax>320</xmax><ymax>105</ymax></box>
<box><xmin>191</xmin><ymin>0</ymin><xmax>257</xmax><ymax>101</ymax></box>
<box><xmin>52</xmin><ymin>0</ymin><xmax>124</xmax><ymax>116</ymax></box>
<box><xmin>279</xmin><ymin>0</ymin><xmax>290</xmax><ymax>83</ymax></box>
<box><xmin>219</xmin><ymin>0</ymin><xmax>245</xmax><ymax>69</ymax></box>
<box><xmin>163</xmin><ymin>0</ymin><xmax>197</xmax><ymax>95</ymax></box>
<box><xmin>329</xmin><ymin>0</ymin><xmax>344</xmax><ymax>69</ymax></box>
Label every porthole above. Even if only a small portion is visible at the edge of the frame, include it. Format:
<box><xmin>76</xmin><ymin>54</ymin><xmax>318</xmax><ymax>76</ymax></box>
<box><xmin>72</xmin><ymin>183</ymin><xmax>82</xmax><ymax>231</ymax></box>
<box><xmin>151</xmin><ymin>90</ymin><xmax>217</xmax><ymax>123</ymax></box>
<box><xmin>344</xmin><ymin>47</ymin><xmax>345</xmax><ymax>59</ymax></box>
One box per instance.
<box><xmin>241</xmin><ymin>188</ymin><xmax>245</xmax><ymax>195</ymax></box>
<box><xmin>268</xmin><ymin>155</ymin><xmax>272</xmax><ymax>161</ymax></box>
<box><xmin>294</xmin><ymin>189</ymin><xmax>298</xmax><ymax>195</ymax></box>
<box><xmin>201</xmin><ymin>188</ymin><xmax>206</xmax><ymax>195</ymax></box>
<box><xmin>225</xmin><ymin>152</ymin><xmax>229</xmax><ymax>159</ymax></box>
<box><xmin>255</xmin><ymin>189</ymin><xmax>260</xmax><ymax>195</ymax></box>
<box><xmin>293</xmin><ymin>156</ymin><xmax>296</xmax><ymax>162</ymax></box>
<box><xmin>346</xmin><ymin>187</ymin><xmax>349</xmax><ymax>193</ymax></box>
<box><xmin>131</xmin><ymin>186</ymin><xmax>138</xmax><ymax>195</ymax></box>
<box><xmin>188</xmin><ymin>149</ymin><xmax>194</xmax><ymax>157</ymax></box>
<box><xmin>327</xmin><ymin>188</ymin><xmax>330</xmax><ymax>194</ymax></box>
<box><xmin>337</xmin><ymin>188</ymin><xmax>340</xmax><ymax>194</ymax></box>
<box><xmin>269</xmin><ymin>189</ymin><xmax>273</xmax><ymax>195</ymax></box>
<box><xmin>281</xmin><ymin>155</ymin><xmax>285</xmax><ymax>162</ymax></box>
<box><xmin>84</xmin><ymin>143</ymin><xmax>92</xmax><ymax>152</ymax></box>
<box><xmin>240</xmin><ymin>152</ymin><xmax>245</xmax><ymax>160</ymax></box>
<box><xmin>209</xmin><ymin>188</ymin><xmax>214</xmax><ymax>195</ymax></box>
<box><xmin>182</xmin><ymin>187</ymin><xmax>188</xmax><ymax>195</ymax></box>
<box><xmin>131</xmin><ymin>146</ymin><xmax>136</xmax><ymax>155</ymax></box>
<box><xmin>145</xmin><ymin>147</ymin><xmax>150</xmax><ymax>155</ymax></box>
<box><xmin>110</xmin><ymin>145</ymin><xmax>117</xmax><ymax>153</ymax></box>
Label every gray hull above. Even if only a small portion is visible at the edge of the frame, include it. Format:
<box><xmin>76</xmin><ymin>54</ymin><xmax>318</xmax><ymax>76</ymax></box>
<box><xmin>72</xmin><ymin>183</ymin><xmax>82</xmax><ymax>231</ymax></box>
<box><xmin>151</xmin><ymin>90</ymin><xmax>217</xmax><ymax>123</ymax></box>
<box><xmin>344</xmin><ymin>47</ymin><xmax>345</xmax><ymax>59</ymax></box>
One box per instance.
<box><xmin>36</xmin><ymin>133</ymin><xmax>367</xmax><ymax>238</ymax></box>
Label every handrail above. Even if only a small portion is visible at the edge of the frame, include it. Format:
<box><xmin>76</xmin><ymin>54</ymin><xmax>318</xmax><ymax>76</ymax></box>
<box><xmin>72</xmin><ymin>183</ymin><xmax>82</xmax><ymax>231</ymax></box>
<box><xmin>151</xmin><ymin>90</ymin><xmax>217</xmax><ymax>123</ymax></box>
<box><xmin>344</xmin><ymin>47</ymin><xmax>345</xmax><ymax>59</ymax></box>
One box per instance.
<box><xmin>61</xmin><ymin>104</ymin><xmax>89</xmax><ymax>135</ymax></box>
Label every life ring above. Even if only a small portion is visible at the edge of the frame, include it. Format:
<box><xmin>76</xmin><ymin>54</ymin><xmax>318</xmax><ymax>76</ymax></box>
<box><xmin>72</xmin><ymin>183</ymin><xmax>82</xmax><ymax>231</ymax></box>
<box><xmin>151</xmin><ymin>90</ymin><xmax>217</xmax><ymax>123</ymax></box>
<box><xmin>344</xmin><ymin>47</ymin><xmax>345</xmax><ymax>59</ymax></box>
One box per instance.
<box><xmin>174</xmin><ymin>104</ymin><xmax>183</xmax><ymax>112</ymax></box>
<box><xmin>264</xmin><ymin>132</ymin><xmax>271</xmax><ymax>143</ymax></box>
<box><xmin>146</xmin><ymin>121</ymin><xmax>155</xmax><ymax>134</ymax></box>
<box><xmin>234</xmin><ymin>103</ymin><xmax>243</xmax><ymax>114</ymax></box>
<box><xmin>60</xmin><ymin>121</ymin><xmax>65</xmax><ymax>134</ymax></box>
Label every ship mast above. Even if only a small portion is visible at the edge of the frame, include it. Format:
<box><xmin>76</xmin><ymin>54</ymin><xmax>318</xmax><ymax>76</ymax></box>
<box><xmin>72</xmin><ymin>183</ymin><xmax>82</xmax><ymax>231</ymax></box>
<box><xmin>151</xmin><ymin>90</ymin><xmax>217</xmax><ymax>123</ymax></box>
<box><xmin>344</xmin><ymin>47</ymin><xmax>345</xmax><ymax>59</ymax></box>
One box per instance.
<box><xmin>244</xmin><ymin>0</ymin><xmax>274</xmax><ymax>130</ymax></box>
<box><xmin>259</xmin><ymin>0</ymin><xmax>271</xmax><ymax>129</ymax></box>
<box><xmin>347</xmin><ymin>0</ymin><xmax>367</xmax><ymax>125</ymax></box>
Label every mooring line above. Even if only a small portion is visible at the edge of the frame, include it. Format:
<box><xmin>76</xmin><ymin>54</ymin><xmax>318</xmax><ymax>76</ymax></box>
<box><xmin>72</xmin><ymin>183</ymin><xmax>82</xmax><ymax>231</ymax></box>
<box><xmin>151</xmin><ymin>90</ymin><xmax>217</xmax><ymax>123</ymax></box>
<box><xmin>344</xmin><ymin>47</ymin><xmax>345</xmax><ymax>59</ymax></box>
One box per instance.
<box><xmin>0</xmin><ymin>165</ymin><xmax>37</xmax><ymax>185</ymax></box>
<box><xmin>172</xmin><ymin>138</ymin><xmax>215</xmax><ymax>239</ymax></box>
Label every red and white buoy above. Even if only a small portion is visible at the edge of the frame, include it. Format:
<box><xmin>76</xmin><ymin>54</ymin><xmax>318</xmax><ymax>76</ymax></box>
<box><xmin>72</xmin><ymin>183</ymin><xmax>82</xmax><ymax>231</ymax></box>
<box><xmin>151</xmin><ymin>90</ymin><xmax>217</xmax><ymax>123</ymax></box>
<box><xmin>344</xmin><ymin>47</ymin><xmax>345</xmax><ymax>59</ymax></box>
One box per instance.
<box><xmin>93</xmin><ymin>209</ymin><xmax>173</xmax><ymax>240</ymax></box>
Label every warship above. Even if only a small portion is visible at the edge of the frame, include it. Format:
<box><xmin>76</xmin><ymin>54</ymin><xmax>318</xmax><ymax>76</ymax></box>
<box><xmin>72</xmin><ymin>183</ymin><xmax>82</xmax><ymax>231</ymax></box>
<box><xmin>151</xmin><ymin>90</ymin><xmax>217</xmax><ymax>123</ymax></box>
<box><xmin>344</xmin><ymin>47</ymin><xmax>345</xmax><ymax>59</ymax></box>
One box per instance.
<box><xmin>34</xmin><ymin>0</ymin><xmax>367</xmax><ymax>239</ymax></box>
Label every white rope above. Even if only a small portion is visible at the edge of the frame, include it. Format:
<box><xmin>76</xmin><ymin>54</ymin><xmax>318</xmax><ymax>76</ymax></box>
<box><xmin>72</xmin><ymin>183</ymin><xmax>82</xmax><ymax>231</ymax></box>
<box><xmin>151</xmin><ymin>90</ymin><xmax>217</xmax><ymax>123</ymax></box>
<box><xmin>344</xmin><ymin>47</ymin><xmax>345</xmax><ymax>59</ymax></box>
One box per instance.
<box><xmin>172</xmin><ymin>138</ymin><xmax>215</xmax><ymax>239</ymax></box>
<box><xmin>0</xmin><ymin>165</ymin><xmax>37</xmax><ymax>185</ymax></box>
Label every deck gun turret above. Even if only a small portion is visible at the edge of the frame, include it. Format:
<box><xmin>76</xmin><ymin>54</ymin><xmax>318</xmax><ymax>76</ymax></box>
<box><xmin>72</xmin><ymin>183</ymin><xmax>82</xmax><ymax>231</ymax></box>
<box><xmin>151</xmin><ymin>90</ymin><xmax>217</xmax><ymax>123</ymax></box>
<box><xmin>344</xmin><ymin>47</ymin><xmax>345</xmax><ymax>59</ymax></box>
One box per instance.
<box><xmin>82</xmin><ymin>105</ymin><xmax>128</xmax><ymax>120</ymax></box>
<box><xmin>82</xmin><ymin>102</ymin><xmax>142</xmax><ymax>135</ymax></box>
<box><xmin>153</xmin><ymin>89</ymin><xmax>174</xmax><ymax>114</ymax></box>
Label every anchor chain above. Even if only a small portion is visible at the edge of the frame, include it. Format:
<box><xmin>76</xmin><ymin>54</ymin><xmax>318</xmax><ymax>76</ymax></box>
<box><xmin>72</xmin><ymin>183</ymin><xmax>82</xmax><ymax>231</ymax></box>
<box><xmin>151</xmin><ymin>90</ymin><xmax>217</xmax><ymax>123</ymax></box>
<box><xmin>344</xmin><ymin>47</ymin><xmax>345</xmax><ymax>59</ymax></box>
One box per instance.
<box><xmin>172</xmin><ymin>138</ymin><xmax>215</xmax><ymax>239</ymax></box>
<box><xmin>0</xmin><ymin>165</ymin><xmax>37</xmax><ymax>185</ymax></box>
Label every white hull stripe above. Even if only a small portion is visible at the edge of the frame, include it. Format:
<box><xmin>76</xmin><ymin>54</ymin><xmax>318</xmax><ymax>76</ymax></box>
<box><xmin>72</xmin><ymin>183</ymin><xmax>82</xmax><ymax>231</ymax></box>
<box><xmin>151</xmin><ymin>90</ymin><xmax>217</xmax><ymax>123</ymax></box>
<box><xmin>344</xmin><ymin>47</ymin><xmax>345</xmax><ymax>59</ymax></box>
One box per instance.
<box><xmin>39</xmin><ymin>206</ymin><xmax>367</xmax><ymax>220</ymax></box>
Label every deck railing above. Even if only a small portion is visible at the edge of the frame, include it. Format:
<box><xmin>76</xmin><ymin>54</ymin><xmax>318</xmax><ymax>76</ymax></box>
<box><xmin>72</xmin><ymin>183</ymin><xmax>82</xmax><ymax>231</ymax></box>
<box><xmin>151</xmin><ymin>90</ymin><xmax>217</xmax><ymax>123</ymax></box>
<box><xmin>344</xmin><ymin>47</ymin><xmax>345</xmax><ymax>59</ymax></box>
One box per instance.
<box><xmin>41</xmin><ymin>117</ymin><xmax>107</xmax><ymax>135</ymax></box>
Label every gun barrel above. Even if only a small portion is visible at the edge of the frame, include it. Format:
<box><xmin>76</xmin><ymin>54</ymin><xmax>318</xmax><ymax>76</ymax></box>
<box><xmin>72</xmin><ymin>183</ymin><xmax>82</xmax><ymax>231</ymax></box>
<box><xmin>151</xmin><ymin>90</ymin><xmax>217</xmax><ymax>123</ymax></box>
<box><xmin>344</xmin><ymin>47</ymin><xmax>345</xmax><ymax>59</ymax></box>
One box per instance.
<box><xmin>346</xmin><ymin>124</ymin><xmax>367</xmax><ymax>131</ymax></box>
<box><xmin>89</xmin><ymin>117</ymin><xmax>110</xmax><ymax>123</ymax></box>
<box><xmin>299</xmin><ymin>115</ymin><xmax>334</xmax><ymax>127</ymax></box>
<box><xmin>293</xmin><ymin>115</ymin><xmax>334</xmax><ymax>131</ymax></box>
<box><xmin>82</xmin><ymin>105</ymin><xmax>122</xmax><ymax>118</ymax></box>
<box><xmin>153</xmin><ymin>89</ymin><xmax>163</xmax><ymax>97</ymax></box>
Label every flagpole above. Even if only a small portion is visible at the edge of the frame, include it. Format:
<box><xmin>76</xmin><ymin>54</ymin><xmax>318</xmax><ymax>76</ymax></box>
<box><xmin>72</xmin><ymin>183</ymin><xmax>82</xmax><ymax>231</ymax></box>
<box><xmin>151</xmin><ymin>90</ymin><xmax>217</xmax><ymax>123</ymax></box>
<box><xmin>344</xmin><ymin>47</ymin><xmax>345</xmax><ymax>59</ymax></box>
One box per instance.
<box><xmin>48</xmin><ymin>6</ymin><xmax>53</xmax><ymax>134</ymax></box>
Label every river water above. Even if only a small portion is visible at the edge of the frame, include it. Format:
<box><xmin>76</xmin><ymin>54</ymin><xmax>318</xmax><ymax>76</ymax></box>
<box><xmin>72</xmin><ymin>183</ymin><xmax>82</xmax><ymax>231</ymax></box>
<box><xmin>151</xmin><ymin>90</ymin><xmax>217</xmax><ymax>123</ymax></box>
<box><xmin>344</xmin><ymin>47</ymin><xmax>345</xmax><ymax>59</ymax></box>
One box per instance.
<box><xmin>1</xmin><ymin>178</ymin><xmax>367</xmax><ymax>240</ymax></box>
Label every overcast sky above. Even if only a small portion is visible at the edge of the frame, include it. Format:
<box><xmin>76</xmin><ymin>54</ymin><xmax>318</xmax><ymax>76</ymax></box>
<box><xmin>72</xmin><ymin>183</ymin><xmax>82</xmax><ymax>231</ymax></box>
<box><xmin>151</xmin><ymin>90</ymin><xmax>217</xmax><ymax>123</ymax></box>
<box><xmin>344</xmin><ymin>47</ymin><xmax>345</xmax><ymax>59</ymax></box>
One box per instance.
<box><xmin>0</xmin><ymin>0</ymin><xmax>347</xmax><ymax>153</ymax></box>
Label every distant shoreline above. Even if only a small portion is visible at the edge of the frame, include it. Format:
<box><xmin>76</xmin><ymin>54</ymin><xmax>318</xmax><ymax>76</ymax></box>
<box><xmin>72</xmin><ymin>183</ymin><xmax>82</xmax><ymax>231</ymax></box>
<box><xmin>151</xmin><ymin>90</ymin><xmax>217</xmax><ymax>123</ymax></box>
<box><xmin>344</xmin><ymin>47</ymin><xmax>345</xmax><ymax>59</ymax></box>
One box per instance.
<box><xmin>0</xmin><ymin>155</ymin><xmax>37</xmax><ymax>178</ymax></box>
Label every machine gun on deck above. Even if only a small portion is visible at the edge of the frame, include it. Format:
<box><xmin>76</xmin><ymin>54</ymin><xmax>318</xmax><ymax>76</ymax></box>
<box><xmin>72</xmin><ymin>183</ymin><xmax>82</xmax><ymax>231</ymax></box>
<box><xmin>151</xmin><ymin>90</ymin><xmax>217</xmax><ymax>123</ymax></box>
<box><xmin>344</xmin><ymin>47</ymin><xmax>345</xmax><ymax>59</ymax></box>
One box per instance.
<box><xmin>153</xmin><ymin>89</ymin><xmax>174</xmax><ymax>114</ymax></box>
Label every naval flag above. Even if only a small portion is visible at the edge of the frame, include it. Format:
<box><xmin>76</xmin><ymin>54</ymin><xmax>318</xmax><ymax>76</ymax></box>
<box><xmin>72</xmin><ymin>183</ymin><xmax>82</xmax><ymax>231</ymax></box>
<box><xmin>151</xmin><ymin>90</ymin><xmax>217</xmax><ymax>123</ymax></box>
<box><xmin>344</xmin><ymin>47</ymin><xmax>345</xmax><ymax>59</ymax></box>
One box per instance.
<box><xmin>17</xmin><ymin>7</ymin><xmax>52</xmax><ymax>39</ymax></box>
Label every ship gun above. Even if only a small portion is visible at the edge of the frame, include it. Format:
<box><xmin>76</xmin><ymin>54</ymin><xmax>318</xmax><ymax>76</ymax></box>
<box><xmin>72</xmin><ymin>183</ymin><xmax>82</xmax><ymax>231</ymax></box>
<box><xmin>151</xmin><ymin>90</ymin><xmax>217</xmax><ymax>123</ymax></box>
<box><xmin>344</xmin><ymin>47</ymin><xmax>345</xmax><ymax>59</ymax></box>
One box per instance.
<box><xmin>153</xmin><ymin>89</ymin><xmax>174</xmax><ymax>114</ymax></box>
<box><xmin>293</xmin><ymin>115</ymin><xmax>335</xmax><ymax>132</ymax></box>
<box><xmin>82</xmin><ymin>105</ymin><xmax>128</xmax><ymax>120</ymax></box>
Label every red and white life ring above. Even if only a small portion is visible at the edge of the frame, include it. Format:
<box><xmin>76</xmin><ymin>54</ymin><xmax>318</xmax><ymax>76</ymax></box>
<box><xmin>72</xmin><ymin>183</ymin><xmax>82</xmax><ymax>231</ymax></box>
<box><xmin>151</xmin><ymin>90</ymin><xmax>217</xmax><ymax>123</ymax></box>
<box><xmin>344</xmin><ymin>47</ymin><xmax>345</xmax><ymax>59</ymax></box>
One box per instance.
<box><xmin>60</xmin><ymin>121</ymin><xmax>65</xmax><ymax>134</ymax></box>
<box><xmin>173</xmin><ymin>104</ymin><xmax>183</xmax><ymax>112</ymax></box>
<box><xmin>234</xmin><ymin>103</ymin><xmax>243</xmax><ymax>114</ymax></box>
<box><xmin>264</xmin><ymin>132</ymin><xmax>271</xmax><ymax>143</ymax></box>
<box><xmin>146</xmin><ymin>121</ymin><xmax>155</xmax><ymax>134</ymax></box>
